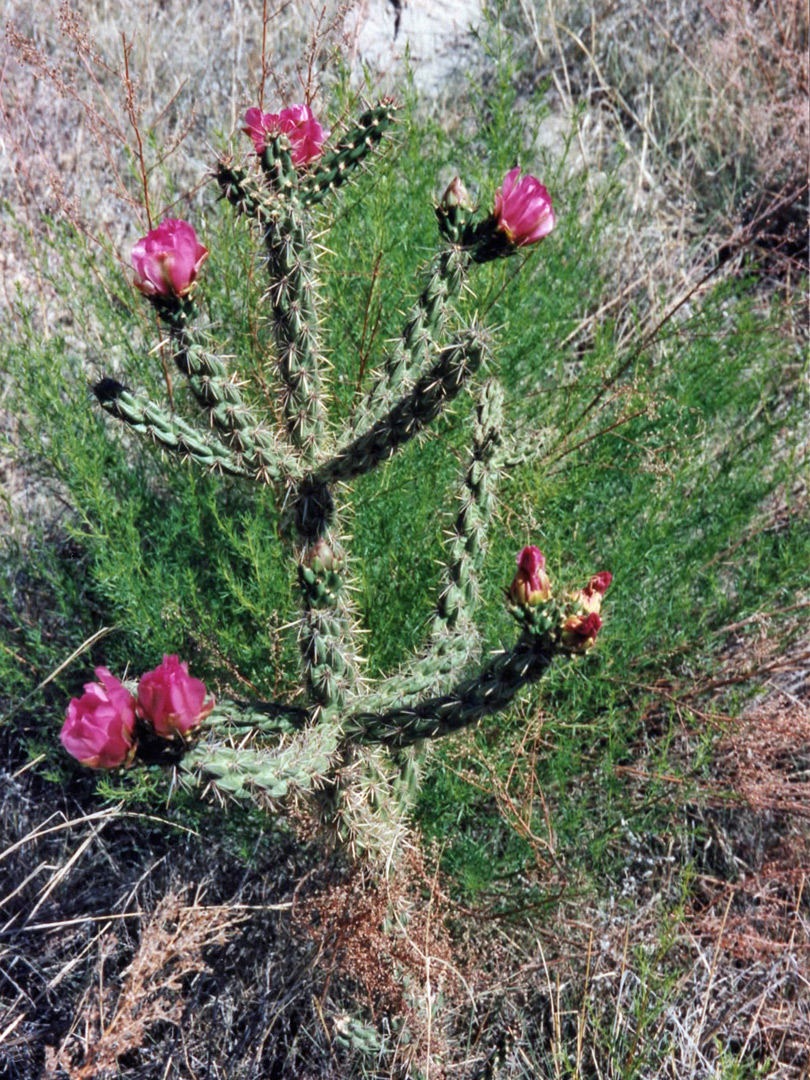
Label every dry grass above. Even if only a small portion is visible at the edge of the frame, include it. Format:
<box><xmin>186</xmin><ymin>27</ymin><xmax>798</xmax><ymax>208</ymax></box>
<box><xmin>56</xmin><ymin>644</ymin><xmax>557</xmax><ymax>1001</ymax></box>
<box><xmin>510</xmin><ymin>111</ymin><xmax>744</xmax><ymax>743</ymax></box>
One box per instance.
<box><xmin>515</xmin><ymin>0</ymin><xmax>808</xmax><ymax>329</ymax></box>
<box><xmin>44</xmin><ymin>888</ymin><xmax>246</xmax><ymax>1079</ymax></box>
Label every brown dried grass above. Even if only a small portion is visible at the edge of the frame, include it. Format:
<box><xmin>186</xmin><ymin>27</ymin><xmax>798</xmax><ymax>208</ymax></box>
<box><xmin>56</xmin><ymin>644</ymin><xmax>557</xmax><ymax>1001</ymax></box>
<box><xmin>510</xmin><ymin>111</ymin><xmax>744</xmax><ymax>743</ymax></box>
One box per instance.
<box><xmin>44</xmin><ymin>887</ymin><xmax>246</xmax><ymax>1079</ymax></box>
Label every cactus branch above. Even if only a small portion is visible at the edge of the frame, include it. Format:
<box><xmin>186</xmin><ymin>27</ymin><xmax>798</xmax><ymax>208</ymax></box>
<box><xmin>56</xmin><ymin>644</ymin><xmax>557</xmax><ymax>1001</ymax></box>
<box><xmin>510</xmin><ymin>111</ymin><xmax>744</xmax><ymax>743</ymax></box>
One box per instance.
<box><xmin>180</xmin><ymin>720</ymin><xmax>341</xmax><ymax>804</ymax></box>
<box><xmin>215</xmin><ymin>161</ymin><xmax>274</xmax><ymax>223</ymax></box>
<box><xmin>92</xmin><ymin>378</ymin><xmax>248</xmax><ymax>477</ymax></box>
<box><xmin>434</xmin><ymin>378</ymin><xmax>504</xmax><ymax>631</ymax></box>
<box><xmin>312</xmin><ymin>326</ymin><xmax>486</xmax><ymax>487</ymax></box>
<box><xmin>143</xmin><ymin>309</ymin><xmax>301</xmax><ymax>483</ymax></box>
<box><xmin>356</xmin><ymin>381</ymin><xmax>505</xmax><ymax>714</ymax></box>
<box><xmin>347</xmin><ymin>635</ymin><xmax>556</xmax><ymax>749</ymax></box>
<box><xmin>351</xmin><ymin>247</ymin><xmax>472</xmax><ymax>435</ymax></box>
<box><xmin>300</xmin><ymin>102</ymin><xmax>398</xmax><ymax>206</ymax></box>
<box><xmin>263</xmin><ymin>201</ymin><xmax>326</xmax><ymax>460</ymax></box>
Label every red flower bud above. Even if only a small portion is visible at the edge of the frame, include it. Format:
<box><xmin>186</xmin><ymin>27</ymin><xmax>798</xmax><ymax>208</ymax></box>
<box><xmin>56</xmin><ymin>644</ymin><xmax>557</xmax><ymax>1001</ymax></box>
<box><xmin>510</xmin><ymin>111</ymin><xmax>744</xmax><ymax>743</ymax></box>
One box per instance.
<box><xmin>573</xmin><ymin>570</ymin><xmax>613</xmax><ymax>614</ymax></box>
<box><xmin>137</xmin><ymin>655</ymin><xmax>214</xmax><ymax>738</ymax></box>
<box><xmin>243</xmin><ymin>104</ymin><xmax>325</xmax><ymax>167</ymax></box>
<box><xmin>493</xmin><ymin>167</ymin><xmax>555</xmax><ymax>247</ymax></box>
<box><xmin>561</xmin><ymin>611</ymin><xmax>602</xmax><ymax>652</ymax></box>
<box><xmin>587</xmin><ymin>571</ymin><xmax>612</xmax><ymax>596</ymax></box>
<box><xmin>509</xmin><ymin>545</ymin><xmax>552</xmax><ymax>606</ymax></box>
<box><xmin>131</xmin><ymin>219</ymin><xmax>208</xmax><ymax>299</ymax></box>
<box><xmin>61</xmin><ymin>668</ymin><xmax>137</xmax><ymax>769</ymax></box>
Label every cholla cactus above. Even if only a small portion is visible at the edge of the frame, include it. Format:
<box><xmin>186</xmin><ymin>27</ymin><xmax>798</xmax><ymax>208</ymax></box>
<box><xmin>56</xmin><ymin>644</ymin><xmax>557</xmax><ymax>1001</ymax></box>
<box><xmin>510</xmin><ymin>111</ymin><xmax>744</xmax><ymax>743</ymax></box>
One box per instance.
<box><xmin>82</xmin><ymin>99</ymin><xmax>612</xmax><ymax>857</ymax></box>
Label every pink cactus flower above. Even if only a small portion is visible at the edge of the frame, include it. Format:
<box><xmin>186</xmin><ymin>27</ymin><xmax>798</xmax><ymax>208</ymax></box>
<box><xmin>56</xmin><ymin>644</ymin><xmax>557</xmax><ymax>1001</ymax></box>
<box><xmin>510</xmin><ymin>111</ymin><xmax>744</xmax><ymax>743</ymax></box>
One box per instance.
<box><xmin>574</xmin><ymin>570</ymin><xmax>613</xmax><ymax>614</ymax></box>
<box><xmin>137</xmin><ymin>654</ymin><xmax>215</xmax><ymax>738</ymax></box>
<box><xmin>61</xmin><ymin>668</ymin><xmax>137</xmax><ymax>769</ymax></box>
<box><xmin>242</xmin><ymin>104</ymin><xmax>325</xmax><ymax>167</ymax></box>
<box><xmin>493</xmin><ymin>167</ymin><xmax>555</xmax><ymax>247</ymax></box>
<box><xmin>131</xmin><ymin>219</ymin><xmax>208</xmax><ymax>299</ymax></box>
<box><xmin>509</xmin><ymin>545</ymin><xmax>552</xmax><ymax>607</ymax></box>
<box><xmin>561</xmin><ymin>611</ymin><xmax>602</xmax><ymax>652</ymax></box>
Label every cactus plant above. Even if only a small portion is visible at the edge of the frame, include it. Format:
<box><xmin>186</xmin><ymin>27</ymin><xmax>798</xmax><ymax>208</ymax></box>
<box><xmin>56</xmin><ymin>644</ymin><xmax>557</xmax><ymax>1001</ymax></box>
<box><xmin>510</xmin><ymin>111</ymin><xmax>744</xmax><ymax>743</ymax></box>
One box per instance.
<box><xmin>80</xmin><ymin>99</ymin><xmax>612</xmax><ymax>858</ymax></box>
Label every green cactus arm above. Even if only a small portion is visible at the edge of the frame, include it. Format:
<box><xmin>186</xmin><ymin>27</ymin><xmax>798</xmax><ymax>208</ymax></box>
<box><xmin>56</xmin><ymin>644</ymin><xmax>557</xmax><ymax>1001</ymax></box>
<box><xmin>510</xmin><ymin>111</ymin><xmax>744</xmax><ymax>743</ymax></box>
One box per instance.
<box><xmin>350</xmin><ymin>246</ymin><xmax>472</xmax><ymax>437</ymax></box>
<box><xmin>354</xmin><ymin>631</ymin><xmax>478</xmax><ymax>718</ymax></box>
<box><xmin>254</xmin><ymin>133</ymin><xmax>326</xmax><ymax>461</ymax></box>
<box><xmin>202</xmin><ymin>698</ymin><xmax>310</xmax><ymax>735</ymax></box>
<box><xmin>92</xmin><ymin>378</ymin><xmax>248</xmax><ymax>477</ymax></box>
<box><xmin>355</xmin><ymin>380</ymin><xmax>506</xmax><ymax>714</ymax></box>
<box><xmin>215</xmin><ymin>161</ymin><xmax>275</xmax><ymax>223</ymax></box>
<box><xmin>433</xmin><ymin>378</ymin><xmax>505</xmax><ymax>631</ymax></box>
<box><xmin>294</xmin><ymin>523</ymin><xmax>366</xmax><ymax>722</ymax></box>
<box><xmin>299</xmin><ymin>101</ymin><xmax>398</xmax><ymax>207</ymax></box>
<box><xmin>217</xmin><ymin>154</ymin><xmax>328</xmax><ymax>463</ymax></box>
<box><xmin>179</xmin><ymin>720</ymin><xmax>341</xmax><ymax>805</ymax></box>
<box><xmin>136</xmin><ymin>297</ymin><xmax>304</xmax><ymax>483</ymax></box>
<box><xmin>345</xmin><ymin>635</ymin><xmax>557</xmax><ymax>749</ymax></box>
<box><xmin>220</xmin><ymin>132</ymin><xmax>327</xmax><ymax>460</ymax></box>
<box><xmin>263</xmin><ymin>207</ymin><xmax>326</xmax><ymax>460</ymax></box>
<box><xmin>163</xmin><ymin>317</ymin><xmax>267</xmax><ymax>450</ymax></box>
<box><xmin>309</xmin><ymin>326</ymin><xmax>486</xmax><ymax>487</ymax></box>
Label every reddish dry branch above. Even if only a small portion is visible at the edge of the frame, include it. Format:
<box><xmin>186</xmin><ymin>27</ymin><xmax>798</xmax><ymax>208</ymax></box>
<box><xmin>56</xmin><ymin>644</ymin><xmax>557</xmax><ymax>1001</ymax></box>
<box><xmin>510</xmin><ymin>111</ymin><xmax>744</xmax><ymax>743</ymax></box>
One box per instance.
<box><xmin>716</xmin><ymin>681</ymin><xmax>810</xmax><ymax>819</ymax></box>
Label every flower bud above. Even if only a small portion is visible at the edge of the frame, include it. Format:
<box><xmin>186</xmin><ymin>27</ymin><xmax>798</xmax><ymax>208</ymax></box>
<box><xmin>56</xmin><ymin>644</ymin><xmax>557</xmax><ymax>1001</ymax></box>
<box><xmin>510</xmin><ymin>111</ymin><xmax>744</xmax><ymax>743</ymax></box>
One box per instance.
<box><xmin>440</xmin><ymin>176</ymin><xmax>473</xmax><ymax>212</ymax></box>
<box><xmin>306</xmin><ymin>538</ymin><xmax>339</xmax><ymax>574</ymax></box>
<box><xmin>137</xmin><ymin>655</ymin><xmax>214</xmax><ymax>738</ymax></box>
<box><xmin>509</xmin><ymin>545</ymin><xmax>552</xmax><ymax>607</ymax></box>
<box><xmin>131</xmin><ymin>219</ymin><xmax>208</xmax><ymax>299</ymax></box>
<box><xmin>561</xmin><ymin>611</ymin><xmax>602</xmax><ymax>652</ymax></box>
<box><xmin>573</xmin><ymin>570</ymin><xmax>612</xmax><ymax>614</ymax></box>
<box><xmin>243</xmin><ymin>104</ymin><xmax>325</xmax><ymax>167</ymax></box>
<box><xmin>493</xmin><ymin>167</ymin><xmax>555</xmax><ymax>247</ymax></box>
<box><xmin>61</xmin><ymin>668</ymin><xmax>137</xmax><ymax>769</ymax></box>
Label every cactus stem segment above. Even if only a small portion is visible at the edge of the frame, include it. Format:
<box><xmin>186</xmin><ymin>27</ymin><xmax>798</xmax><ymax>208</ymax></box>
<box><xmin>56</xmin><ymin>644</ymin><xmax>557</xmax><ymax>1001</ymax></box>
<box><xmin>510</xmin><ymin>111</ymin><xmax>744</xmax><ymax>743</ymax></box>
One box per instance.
<box><xmin>312</xmin><ymin>327</ymin><xmax>487</xmax><ymax>487</ymax></box>
<box><xmin>300</xmin><ymin>102</ymin><xmax>398</xmax><ymax>207</ymax></box>
<box><xmin>263</xmin><ymin>200</ymin><xmax>326</xmax><ymax>460</ymax></box>
<box><xmin>92</xmin><ymin>379</ymin><xmax>248</xmax><ymax>476</ymax></box>
<box><xmin>347</xmin><ymin>635</ymin><xmax>557</xmax><ymax>748</ymax></box>
<box><xmin>350</xmin><ymin>246</ymin><xmax>472</xmax><ymax>438</ymax></box>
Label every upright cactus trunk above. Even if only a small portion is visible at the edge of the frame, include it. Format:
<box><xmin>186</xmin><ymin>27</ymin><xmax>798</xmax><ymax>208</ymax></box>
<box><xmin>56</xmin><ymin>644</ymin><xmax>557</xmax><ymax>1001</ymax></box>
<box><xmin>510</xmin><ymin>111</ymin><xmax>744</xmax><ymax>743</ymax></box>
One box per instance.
<box><xmin>263</xmin><ymin>193</ymin><xmax>326</xmax><ymax>459</ymax></box>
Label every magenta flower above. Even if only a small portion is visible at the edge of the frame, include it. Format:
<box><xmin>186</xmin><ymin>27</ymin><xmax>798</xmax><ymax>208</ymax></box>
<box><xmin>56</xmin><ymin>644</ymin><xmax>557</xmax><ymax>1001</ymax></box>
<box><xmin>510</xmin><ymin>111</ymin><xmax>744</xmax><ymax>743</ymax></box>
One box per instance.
<box><xmin>561</xmin><ymin>611</ymin><xmax>603</xmax><ymax>652</ymax></box>
<box><xmin>131</xmin><ymin>219</ymin><xmax>208</xmax><ymax>299</ymax></box>
<box><xmin>242</xmin><ymin>104</ymin><xmax>325</xmax><ymax>167</ymax></box>
<box><xmin>61</xmin><ymin>668</ymin><xmax>137</xmax><ymax>769</ymax></box>
<box><xmin>509</xmin><ymin>545</ymin><xmax>552</xmax><ymax>607</ymax></box>
<box><xmin>137</xmin><ymin>654</ymin><xmax>215</xmax><ymax>738</ymax></box>
<box><xmin>493</xmin><ymin>167</ymin><xmax>555</xmax><ymax>247</ymax></box>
